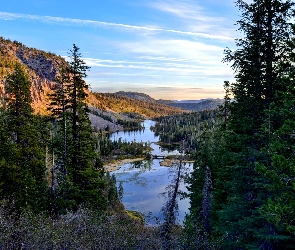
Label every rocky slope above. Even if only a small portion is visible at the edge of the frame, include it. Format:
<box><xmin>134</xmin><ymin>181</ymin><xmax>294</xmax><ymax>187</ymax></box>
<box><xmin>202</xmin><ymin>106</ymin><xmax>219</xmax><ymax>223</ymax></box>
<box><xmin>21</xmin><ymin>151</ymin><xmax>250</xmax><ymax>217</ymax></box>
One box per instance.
<box><xmin>0</xmin><ymin>37</ymin><xmax>67</xmax><ymax>114</ymax></box>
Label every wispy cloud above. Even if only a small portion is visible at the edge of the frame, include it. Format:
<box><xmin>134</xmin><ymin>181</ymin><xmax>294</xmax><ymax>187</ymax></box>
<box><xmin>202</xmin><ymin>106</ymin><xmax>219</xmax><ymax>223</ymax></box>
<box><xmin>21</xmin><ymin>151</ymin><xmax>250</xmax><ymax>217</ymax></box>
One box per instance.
<box><xmin>149</xmin><ymin>0</ymin><xmax>223</xmax><ymax>22</ymax></box>
<box><xmin>147</xmin><ymin>0</ymin><xmax>236</xmax><ymax>37</ymax></box>
<box><xmin>80</xmin><ymin>35</ymin><xmax>234</xmax><ymax>83</ymax></box>
<box><xmin>117</xmin><ymin>39</ymin><xmax>227</xmax><ymax>64</ymax></box>
<box><xmin>0</xmin><ymin>11</ymin><xmax>233</xmax><ymax>40</ymax></box>
<box><xmin>84</xmin><ymin>57</ymin><xmax>233</xmax><ymax>78</ymax></box>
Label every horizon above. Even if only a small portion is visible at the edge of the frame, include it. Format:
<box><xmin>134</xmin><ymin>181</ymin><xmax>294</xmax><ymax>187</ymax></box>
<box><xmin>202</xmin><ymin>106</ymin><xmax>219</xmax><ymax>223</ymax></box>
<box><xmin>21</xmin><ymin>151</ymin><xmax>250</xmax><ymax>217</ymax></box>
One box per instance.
<box><xmin>0</xmin><ymin>0</ymin><xmax>242</xmax><ymax>99</ymax></box>
<box><xmin>92</xmin><ymin>90</ymin><xmax>224</xmax><ymax>101</ymax></box>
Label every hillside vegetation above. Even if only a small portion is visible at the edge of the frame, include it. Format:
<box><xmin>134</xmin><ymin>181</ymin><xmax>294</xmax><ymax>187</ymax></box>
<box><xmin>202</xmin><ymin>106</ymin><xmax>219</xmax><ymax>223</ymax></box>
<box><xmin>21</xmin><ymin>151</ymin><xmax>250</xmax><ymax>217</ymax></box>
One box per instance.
<box><xmin>92</xmin><ymin>92</ymin><xmax>185</xmax><ymax>118</ymax></box>
<box><xmin>2</xmin><ymin>0</ymin><xmax>294</xmax><ymax>245</ymax></box>
<box><xmin>0</xmin><ymin>37</ymin><xmax>66</xmax><ymax>114</ymax></box>
<box><xmin>161</xmin><ymin>99</ymin><xmax>224</xmax><ymax>111</ymax></box>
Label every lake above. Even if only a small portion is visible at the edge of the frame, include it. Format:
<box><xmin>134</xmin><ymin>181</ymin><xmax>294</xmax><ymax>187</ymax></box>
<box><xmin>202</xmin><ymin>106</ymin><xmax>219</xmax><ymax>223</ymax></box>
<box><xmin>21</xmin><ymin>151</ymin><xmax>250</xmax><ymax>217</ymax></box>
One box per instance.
<box><xmin>110</xmin><ymin>120</ymin><xmax>193</xmax><ymax>225</ymax></box>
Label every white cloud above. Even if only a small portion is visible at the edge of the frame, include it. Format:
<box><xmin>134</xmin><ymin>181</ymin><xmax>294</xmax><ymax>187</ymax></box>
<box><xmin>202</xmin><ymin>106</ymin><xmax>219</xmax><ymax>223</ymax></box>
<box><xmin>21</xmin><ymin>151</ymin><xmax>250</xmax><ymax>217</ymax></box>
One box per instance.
<box><xmin>0</xmin><ymin>11</ymin><xmax>233</xmax><ymax>41</ymax></box>
<box><xmin>118</xmin><ymin>39</ymin><xmax>225</xmax><ymax>63</ymax></box>
<box><xmin>149</xmin><ymin>0</ymin><xmax>224</xmax><ymax>22</ymax></box>
<box><xmin>146</xmin><ymin>0</ymin><xmax>236</xmax><ymax>38</ymax></box>
<box><xmin>80</xmin><ymin>36</ymin><xmax>234</xmax><ymax>85</ymax></box>
<box><xmin>84</xmin><ymin>58</ymin><xmax>232</xmax><ymax>78</ymax></box>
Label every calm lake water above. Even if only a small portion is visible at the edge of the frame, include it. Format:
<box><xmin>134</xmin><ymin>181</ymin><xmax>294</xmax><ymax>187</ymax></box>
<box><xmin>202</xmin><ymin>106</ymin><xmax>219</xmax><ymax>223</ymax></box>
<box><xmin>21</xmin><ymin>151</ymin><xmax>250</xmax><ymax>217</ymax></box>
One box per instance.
<box><xmin>110</xmin><ymin>120</ymin><xmax>193</xmax><ymax>225</ymax></box>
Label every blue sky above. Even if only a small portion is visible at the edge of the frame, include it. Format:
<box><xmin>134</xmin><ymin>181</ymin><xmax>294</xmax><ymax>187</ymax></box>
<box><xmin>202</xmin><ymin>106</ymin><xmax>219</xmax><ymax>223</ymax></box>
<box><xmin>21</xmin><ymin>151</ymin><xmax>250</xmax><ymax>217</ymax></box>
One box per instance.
<box><xmin>0</xmin><ymin>0</ymin><xmax>241</xmax><ymax>100</ymax></box>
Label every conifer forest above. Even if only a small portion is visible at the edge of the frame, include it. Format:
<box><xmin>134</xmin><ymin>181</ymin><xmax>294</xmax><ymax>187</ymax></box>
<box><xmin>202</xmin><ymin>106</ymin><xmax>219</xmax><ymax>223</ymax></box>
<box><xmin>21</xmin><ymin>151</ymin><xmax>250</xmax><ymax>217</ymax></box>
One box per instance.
<box><xmin>0</xmin><ymin>0</ymin><xmax>295</xmax><ymax>249</ymax></box>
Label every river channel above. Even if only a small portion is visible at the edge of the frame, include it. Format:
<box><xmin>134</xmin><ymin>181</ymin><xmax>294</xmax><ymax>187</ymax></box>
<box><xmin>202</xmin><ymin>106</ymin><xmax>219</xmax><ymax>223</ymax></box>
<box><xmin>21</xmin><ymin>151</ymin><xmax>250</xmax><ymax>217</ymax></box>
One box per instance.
<box><xmin>109</xmin><ymin>120</ymin><xmax>193</xmax><ymax>225</ymax></box>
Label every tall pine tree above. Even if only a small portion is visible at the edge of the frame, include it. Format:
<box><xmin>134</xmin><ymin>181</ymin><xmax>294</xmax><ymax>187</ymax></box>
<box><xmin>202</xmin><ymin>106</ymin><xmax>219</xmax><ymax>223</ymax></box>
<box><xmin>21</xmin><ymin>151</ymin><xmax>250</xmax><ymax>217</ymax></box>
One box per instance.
<box><xmin>188</xmin><ymin>0</ymin><xmax>295</xmax><ymax>249</ymax></box>
<box><xmin>219</xmin><ymin>0</ymin><xmax>295</xmax><ymax>248</ymax></box>
<box><xmin>0</xmin><ymin>63</ymin><xmax>47</xmax><ymax>212</ymax></box>
<box><xmin>49</xmin><ymin>45</ymin><xmax>106</xmax><ymax>214</ymax></box>
<box><xmin>256</xmin><ymin>23</ymin><xmax>295</xmax><ymax>241</ymax></box>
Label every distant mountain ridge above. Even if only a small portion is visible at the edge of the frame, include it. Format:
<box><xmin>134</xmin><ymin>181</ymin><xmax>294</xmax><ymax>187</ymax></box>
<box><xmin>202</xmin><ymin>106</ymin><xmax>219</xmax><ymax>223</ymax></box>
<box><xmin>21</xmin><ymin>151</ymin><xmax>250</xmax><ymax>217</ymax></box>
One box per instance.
<box><xmin>173</xmin><ymin>99</ymin><xmax>214</xmax><ymax>104</ymax></box>
<box><xmin>163</xmin><ymin>99</ymin><xmax>224</xmax><ymax>111</ymax></box>
<box><xmin>115</xmin><ymin>91</ymin><xmax>157</xmax><ymax>103</ymax></box>
<box><xmin>116</xmin><ymin>91</ymin><xmax>224</xmax><ymax>111</ymax></box>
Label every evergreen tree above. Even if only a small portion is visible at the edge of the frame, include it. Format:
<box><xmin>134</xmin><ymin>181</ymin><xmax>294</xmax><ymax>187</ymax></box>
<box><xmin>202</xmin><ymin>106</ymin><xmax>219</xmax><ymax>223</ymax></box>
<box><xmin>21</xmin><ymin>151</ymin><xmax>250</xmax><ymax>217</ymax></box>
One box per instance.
<box><xmin>49</xmin><ymin>45</ymin><xmax>106</xmax><ymax>213</ymax></box>
<box><xmin>49</xmin><ymin>65</ymin><xmax>71</xmax><ymax>169</ymax></box>
<box><xmin>66</xmin><ymin>44</ymin><xmax>105</xmax><ymax>209</ymax></box>
<box><xmin>256</xmin><ymin>26</ymin><xmax>295</xmax><ymax>242</ymax></box>
<box><xmin>0</xmin><ymin>63</ymin><xmax>47</xmax><ymax>212</ymax></box>
<box><xmin>187</xmin><ymin>0</ymin><xmax>295</xmax><ymax>249</ymax></box>
<box><xmin>47</xmin><ymin>63</ymin><xmax>75</xmax><ymax>215</ymax></box>
<box><xmin>218</xmin><ymin>0</ymin><xmax>295</xmax><ymax>248</ymax></box>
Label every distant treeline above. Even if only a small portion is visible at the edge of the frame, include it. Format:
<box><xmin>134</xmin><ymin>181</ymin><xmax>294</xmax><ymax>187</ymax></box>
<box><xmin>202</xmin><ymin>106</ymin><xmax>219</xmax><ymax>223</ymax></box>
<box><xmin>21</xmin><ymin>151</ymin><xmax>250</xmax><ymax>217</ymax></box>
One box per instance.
<box><xmin>92</xmin><ymin>92</ymin><xmax>186</xmax><ymax>118</ymax></box>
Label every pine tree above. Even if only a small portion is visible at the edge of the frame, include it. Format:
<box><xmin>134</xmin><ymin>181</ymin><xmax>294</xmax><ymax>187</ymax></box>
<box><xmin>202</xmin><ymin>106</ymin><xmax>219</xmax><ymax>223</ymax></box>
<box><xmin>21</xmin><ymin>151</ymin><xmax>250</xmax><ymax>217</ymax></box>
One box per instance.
<box><xmin>66</xmin><ymin>44</ymin><xmax>105</xmax><ymax>208</ymax></box>
<box><xmin>215</xmin><ymin>0</ymin><xmax>295</xmax><ymax>248</ymax></box>
<box><xmin>49</xmin><ymin>64</ymin><xmax>72</xmax><ymax>175</ymax></box>
<box><xmin>255</xmin><ymin>25</ymin><xmax>295</xmax><ymax>243</ymax></box>
<box><xmin>49</xmin><ymin>45</ymin><xmax>106</xmax><ymax>213</ymax></box>
<box><xmin>47</xmin><ymin>63</ymin><xmax>74</xmax><ymax>215</ymax></box>
<box><xmin>0</xmin><ymin>63</ymin><xmax>47</xmax><ymax>212</ymax></box>
<box><xmin>186</xmin><ymin>0</ymin><xmax>295</xmax><ymax>248</ymax></box>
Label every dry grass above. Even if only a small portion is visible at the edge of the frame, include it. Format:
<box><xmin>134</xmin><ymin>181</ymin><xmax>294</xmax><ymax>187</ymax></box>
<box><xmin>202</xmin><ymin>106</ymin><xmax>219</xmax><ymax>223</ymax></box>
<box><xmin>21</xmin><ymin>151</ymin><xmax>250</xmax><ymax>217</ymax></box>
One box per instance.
<box><xmin>0</xmin><ymin>206</ymin><xmax>189</xmax><ymax>250</ymax></box>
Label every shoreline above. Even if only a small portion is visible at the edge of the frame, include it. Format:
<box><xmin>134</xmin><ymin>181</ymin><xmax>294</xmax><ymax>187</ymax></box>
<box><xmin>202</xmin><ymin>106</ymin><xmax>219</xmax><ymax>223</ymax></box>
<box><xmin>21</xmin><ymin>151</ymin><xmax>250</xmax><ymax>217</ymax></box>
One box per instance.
<box><xmin>104</xmin><ymin>157</ymin><xmax>195</xmax><ymax>171</ymax></box>
<box><xmin>160</xmin><ymin>159</ymin><xmax>195</xmax><ymax>167</ymax></box>
<box><xmin>104</xmin><ymin>158</ymin><xmax>145</xmax><ymax>172</ymax></box>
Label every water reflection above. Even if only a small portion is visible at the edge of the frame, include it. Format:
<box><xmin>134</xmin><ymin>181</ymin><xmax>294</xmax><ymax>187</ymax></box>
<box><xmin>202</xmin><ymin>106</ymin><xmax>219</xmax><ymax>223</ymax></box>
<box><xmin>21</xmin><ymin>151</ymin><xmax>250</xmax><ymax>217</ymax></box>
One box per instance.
<box><xmin>111</xmin><ymin>120</ymin><xmax>193</xmax><ymax>225</ymax></box>
<box><xmin>111</xmin><ymin>120</ymin><xmax>159</xmax><ymax>144</ymax></box>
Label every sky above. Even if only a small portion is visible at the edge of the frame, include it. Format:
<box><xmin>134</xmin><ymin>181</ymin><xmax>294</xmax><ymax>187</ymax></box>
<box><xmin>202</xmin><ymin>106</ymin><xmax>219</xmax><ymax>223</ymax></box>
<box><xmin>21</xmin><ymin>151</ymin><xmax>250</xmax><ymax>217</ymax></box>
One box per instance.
<box><xmin>0</xmin><ymin>0</ymin><xmax>242</xmax><ymax>100</ymax></box>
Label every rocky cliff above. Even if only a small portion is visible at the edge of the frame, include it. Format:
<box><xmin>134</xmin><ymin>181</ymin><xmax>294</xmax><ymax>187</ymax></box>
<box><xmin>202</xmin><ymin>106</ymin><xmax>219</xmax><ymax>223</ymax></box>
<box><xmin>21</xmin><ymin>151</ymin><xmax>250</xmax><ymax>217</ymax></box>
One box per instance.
<box><xmin>0</xmin><ymin>37</ymin><xmax>68</xmax><ymax>114</ymax></box>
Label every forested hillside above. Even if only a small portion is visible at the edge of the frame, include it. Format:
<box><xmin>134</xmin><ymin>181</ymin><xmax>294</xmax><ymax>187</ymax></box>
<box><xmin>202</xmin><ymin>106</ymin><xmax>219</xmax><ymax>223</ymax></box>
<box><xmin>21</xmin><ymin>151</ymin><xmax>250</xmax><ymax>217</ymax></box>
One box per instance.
<box><xmin>0</xmin><ymin>44</ymin><xmax>122</xmax><ymax>215</ymax></box>
<box><xmin>92</xmin><ymin>92</ymin><xmax>186</xmax><ymax>118</ymax></box>
<box><xmin>186</xmin><ymin>1</ymin><xmax>295</xmax><ymax>249</ymax></box>
<box><xmin>152</xmin><ymin>109</ymin><xmax>219</xmax><ymax>155</ymax></box>
<box><xmin>1</xmin><ymin>0</ymin><xmax>295</xmax><ymax>248</ymax></box>
<box><xmin>158</xmin><ymin>99</ymin><xmax>224</xmax><ymax>111</ymax></box>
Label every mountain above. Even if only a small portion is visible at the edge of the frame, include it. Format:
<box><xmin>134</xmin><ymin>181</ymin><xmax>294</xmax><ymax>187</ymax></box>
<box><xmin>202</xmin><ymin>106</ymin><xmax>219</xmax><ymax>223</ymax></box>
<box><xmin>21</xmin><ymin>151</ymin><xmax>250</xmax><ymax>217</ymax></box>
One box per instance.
<box><xmin>93</xmin><ymin>92</ymin><xmax>185</xmax><ymax>118</ymax></box>
<box><xmin>115</xmin><ymin>91</ymin><xmax>157</xmax><ymax>103</ymax></box>
<box><xmin>117</xmin><ymin>91</ymin><xmax>225</xmax><ymax>111</ymax></box>
<box><xmin>159</xmin><ymin>98</ymin><xmax>224</xmax><ymax>111</ymax></box>
<box><xmin>0</xmin><ymin>37</ymin><xmax>185</xmax><ymax>131</ymax></box>
<box><xmin>0</xmin><ymin>37</ymin><xmax>68</xmax><ymax>114</ymax></box>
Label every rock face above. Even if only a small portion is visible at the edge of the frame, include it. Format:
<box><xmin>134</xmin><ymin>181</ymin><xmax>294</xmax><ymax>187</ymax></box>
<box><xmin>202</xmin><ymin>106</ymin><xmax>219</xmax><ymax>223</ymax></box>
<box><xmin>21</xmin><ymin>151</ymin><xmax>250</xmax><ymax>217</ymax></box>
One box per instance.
<box><xmin>0</xmin><ymin>37</ymin><xmax>65</xmax><ymax>114</ymax></box>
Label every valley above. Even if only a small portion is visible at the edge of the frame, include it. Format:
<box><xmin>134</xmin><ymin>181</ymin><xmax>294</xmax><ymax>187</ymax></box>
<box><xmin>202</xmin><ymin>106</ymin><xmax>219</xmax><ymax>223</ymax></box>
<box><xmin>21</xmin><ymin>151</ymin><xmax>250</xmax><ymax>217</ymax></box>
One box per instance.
<box><xmin>2</xmin><ymin>3</ymin><xmax>295</xmax><ymax>246</ymax></box>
